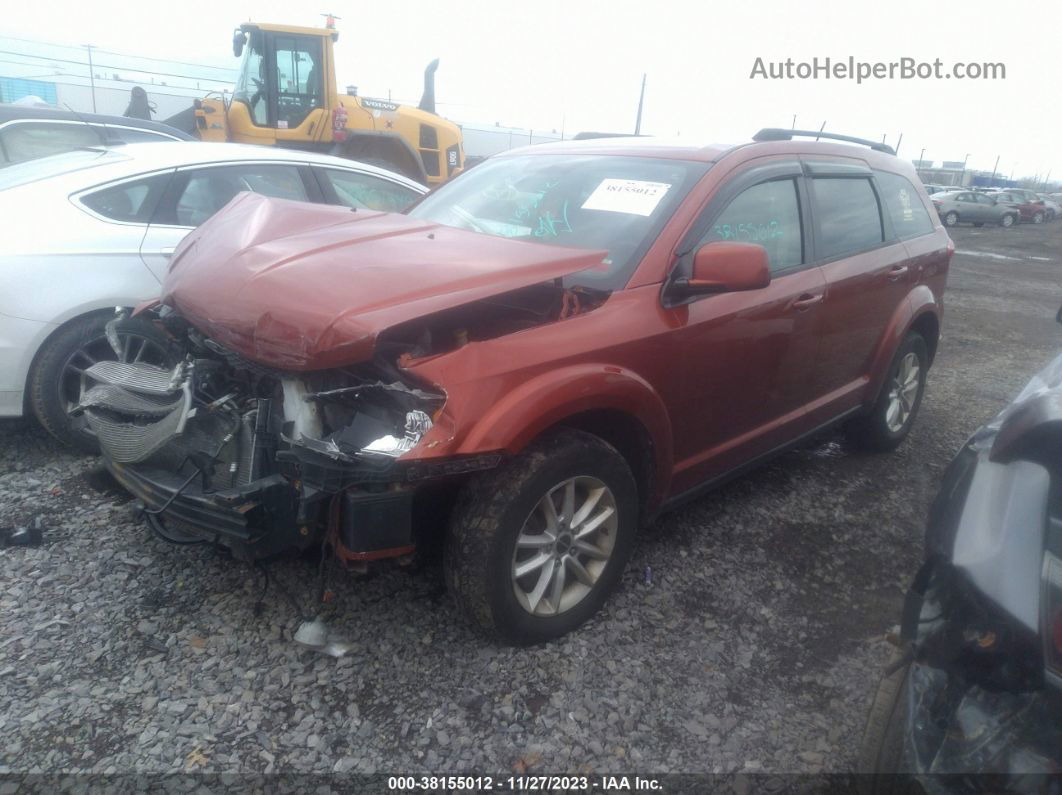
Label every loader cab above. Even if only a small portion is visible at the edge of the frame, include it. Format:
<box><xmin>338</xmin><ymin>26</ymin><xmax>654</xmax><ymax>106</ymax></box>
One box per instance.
<box><xmin>230</xmin><ymin>24</ymin><xmax>334</xmax><ymax>144</ymax></box>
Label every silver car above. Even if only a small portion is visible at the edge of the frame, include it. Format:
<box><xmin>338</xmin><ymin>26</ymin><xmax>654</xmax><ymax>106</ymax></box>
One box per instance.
<box><xmin>930</xmin><ymin>190</ymin><xmax>1019</xmax><ymax>228</ymax></box>
<box><xmin>0</xmin><ymin>141</ymin><xmax>426</xmax><ymax>449</ymax></box>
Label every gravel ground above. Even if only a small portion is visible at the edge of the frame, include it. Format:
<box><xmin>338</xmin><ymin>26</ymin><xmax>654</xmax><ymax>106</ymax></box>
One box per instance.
<box><xmin>0</xmin><ymin>222</ymin><xmax>1059</xmax><ymax>777</ymax></box>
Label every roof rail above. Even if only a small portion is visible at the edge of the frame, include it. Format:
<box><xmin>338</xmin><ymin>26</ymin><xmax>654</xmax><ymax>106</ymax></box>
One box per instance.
<box><xmin>752</xmin><ymin>128</ymin><xmax>895</xmax><ymax>155</ymax></box>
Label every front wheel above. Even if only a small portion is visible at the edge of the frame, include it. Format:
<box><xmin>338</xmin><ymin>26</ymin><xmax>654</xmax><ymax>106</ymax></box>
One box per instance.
<box><xmin>1000</xmin><ymin>214</ymin><xmax>1016</xmax><ymax>228</ymax></box>
<box><xmin>942</xmin><ymin>211</ymin><xmax>959</xmax><ymax>227</ymax></box>
<box><xmin>445</xmin><ymin>429</ymin><xmax>638</xmax><ymax>645</ymax></box>
<box><xmin>857</xmin><ymin>655</ymin><xmax>917</xmax><ymax>792</ymax></box>
<box><xmin>28</xmin><ymin>313</ymin><xmax>175</xmax><ymax>452</ymax></box>
<box><xmin>846</xmin><ymin>332</ymin><xmax>928</xmax><ymax>452</ymax></box>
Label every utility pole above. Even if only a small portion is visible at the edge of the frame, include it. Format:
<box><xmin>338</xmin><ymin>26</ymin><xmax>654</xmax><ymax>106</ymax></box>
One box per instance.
<box><xmin>791</xmin><ymin>114</ymin><xmax>796</xmax><ymax>129</ymax></box>
<box><xmin>989</xmin><ymin>154</ymin><xmax>1000</xmax><ymax>187</ymax></box>
<box><xmin>84</xmin><ymin>44</ymin><xmax>97</xmax><ymax>112</ymax></box>
<box><xmin>959</xmin><ymin>153</ymin><xmax>970</xmax><ymax>186</ymax></box>
<box><xmin>634</xmin><ymin>73</ymin><xmax>646</xmax><ymax>135</ymax></box>
<box><xmin>1045</xmin><ymin>170</ymin><xmax>1052</xmax><ymax>190</ymax></box>
<box><xmin>815</xmin><ymin>120</ymin><xmax>826</xmax><ymax>141</ymax></box>
<box><xmin>894</xmin><ymin>133</ymin><xmax>903</xmax><ymax>155</ymax></box>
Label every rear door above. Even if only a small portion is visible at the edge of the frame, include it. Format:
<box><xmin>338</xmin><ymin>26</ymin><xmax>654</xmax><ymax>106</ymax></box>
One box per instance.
<box><xmin>802</xmin><ymin>158</ymin><xmax>911</xmax><ymax>424</ymax></box>
<box><xmin>139</xmin><ymin>161</ymin><xmax>317</xmax><ymax>281</ymax></box>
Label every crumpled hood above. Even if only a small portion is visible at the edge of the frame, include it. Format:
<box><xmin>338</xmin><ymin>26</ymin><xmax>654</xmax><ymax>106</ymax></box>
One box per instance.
<box><xmin>162</xmin><ymin>192</ymin><xmax>607</xmax><ymax>370</ymax></box>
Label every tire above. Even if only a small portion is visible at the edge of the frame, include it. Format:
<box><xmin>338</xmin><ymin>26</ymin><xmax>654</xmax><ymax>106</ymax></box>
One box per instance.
<box><xmin>445</xmin><ymin>429</ymin><xmax>638</xmax><ymax>645</ymax></box>
<box><xmin>1033</xmin><ymin>211</ymin><xmax>1045</xmax><ymax>225</ymax></box>
<box><xmin>846</xmin><ymin>332</ymin><xmax>928</xmax><ymax>452</ymax></box>
<box><xmin>942</xmin><ymin>211</ymin><xmax>959</xmax><ymax>227</ymax></box>
<box><xmin>857</xmin><ymin>654</ymin><xmax>918</xmax><ymax>793</ymax></box>
<box><xmin>972</xmin><ymin>222</ymin><xmax>984</xmax><ymax>227</ymax></box>
<box><xmin>28</xmin><ymin>313</ymin><xmax>175</xmax><ymax>452</ymax></box>
<box><xmin>1000</xmin><ymin>214</ymin><xmax>1015</xmax><ymax>228</ymax></box>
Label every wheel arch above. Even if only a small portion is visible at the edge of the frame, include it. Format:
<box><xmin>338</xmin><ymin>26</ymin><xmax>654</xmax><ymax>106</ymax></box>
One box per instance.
<box><xmin>449</xmin><ymin>364</ymin><xmax>674</xmax><ymax>513</ymax></box>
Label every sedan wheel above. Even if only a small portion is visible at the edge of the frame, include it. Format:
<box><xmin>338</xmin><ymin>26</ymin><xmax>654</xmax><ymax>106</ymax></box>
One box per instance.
<box><xmin>510</xmin><ymin>476</ymin><xmax>618</xmax><ymax>617</ymax></box>
<box><xmin>1033</xmin><ymin>212</ymin><xmax>1045</xmax><ymax>224</ymax></box>
<box><xmin>29</xmin><ymin>314</ymin><xmax>174</xmax><ymax>451</ymax></box>
<box><xmin>1000</xmin><ymin>214</ymin><xmax>1015</xmax><ymax>228</ymax></box>
<box><xmin>943</xmin><ymin>211</ymin><xmax>959</xmax><ymax>227</ymax></box>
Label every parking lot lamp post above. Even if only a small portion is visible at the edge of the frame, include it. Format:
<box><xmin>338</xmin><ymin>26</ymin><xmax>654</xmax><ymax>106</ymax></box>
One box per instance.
<box><xmin>990</xmin><ymin>155</ymin><xmax>999</xmax><ymax>187</ymax></box>
<box><xmin>959</xmin><ymin>153</ymin><xmax>970</xmax><ymax>186</ymax></box>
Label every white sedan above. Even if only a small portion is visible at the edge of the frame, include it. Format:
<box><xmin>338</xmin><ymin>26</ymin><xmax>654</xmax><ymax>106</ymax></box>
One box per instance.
<box><xmin>0</xmin><ymin>141</ymin><xmax>426</xmax><ymax>449</ymax></box>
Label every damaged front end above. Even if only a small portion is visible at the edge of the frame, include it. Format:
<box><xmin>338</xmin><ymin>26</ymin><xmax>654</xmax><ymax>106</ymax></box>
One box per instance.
<box><xmin>77</xmin><ymin>309</ymin><xmax>498</xmax><ymax>562</ymax></box>
<box><xmin>889</xmin><ymin>351</ymin><xmax>1062</xmax><ymax>785</ymax></box>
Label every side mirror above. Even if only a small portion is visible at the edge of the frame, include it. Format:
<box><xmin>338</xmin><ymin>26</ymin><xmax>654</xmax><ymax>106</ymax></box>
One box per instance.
<box><xmin>674</xmin><ymin>241</ymin><xmax>771</xmax><ymax>297</ymax></box>
<box><xmin>232</xmin><ymin>30</ymin><xmax>246</xmax><ymax>58</ymax></box>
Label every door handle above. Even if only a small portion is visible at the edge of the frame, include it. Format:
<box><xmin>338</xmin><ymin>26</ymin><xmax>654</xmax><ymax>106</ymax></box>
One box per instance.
<box><xmin>887</xmin><ymin>265</ymin><xmax>909</xmax><ymax>282</ymax></box>
<box><xmin>791</xmin><ymin>293</ymin><xmax>824</xmax><ymax>311</ymax></box>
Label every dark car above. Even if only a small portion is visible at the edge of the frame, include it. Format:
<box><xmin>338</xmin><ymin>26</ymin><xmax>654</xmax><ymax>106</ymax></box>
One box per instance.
<box><xmin>0</xmin><ymin>104</ymin><xmax>193</xmax><ymax>166</ymax></box>
<box><xmin>79</xmin><ymin>129</ymin><xmax>951</xmax><ymax>644</ymax></box>
<box><xmin>860</xmin><ymin>333</ymin><xmax>1062</xmax><ymax>787</ymax></box>
<box><xmin>989</xmin><ymin>189</ymin><xmax>1049</xmax><ymax>224</ymax></box>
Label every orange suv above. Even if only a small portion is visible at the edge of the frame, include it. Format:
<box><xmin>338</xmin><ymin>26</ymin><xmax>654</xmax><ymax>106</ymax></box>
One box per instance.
<box><xmin>82</xmin><ymin>129</ymin><xmax>952</xmax><ymax>643</ymax></box>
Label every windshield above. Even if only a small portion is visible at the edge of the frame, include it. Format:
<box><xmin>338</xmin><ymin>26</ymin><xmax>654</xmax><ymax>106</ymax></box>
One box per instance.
<box><xmin>408</xmin><ymin>154</ymin><xmax>709</xmax><ymax>290</ymax></box>
<box><xmin>0</xmin><ymin>147</ymin><xmax>126</xmax><ymax>190</ymax></box>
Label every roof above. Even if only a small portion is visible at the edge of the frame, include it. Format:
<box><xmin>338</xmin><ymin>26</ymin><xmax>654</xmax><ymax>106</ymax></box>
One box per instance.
<box><xmin>493</xmin><ymin>133</ymin><xmax>907</xmax><ymax>169</ymax></box>
<box><xmin>0</xmin><ymin>141</ymin><xmax>426</xmax><ymax>193</ymax></box>
<box><xmin>0</xmin><ymin>104</ymin><xmax>194</xmax><ymax>139</ymax></box>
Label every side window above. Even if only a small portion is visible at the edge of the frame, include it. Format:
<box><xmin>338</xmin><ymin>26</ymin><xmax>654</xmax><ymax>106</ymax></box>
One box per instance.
<box><xmin>0</xmin><ymin>122</ymin><xmax>102</xmax><ymax>164</ymax></box>
<box><xmin>809</xmin><ymin>177</ymin><xmax>884</xmax><ymax>260</ymax></box>
<box><xmin>172</xmin><ymin>164</ymin><xmax>308</xmax><ymax>226</ymax></box>
<box><xmin>874</xmin><ymin>172</ymin><xmax>934</xmax><ymax>238</ymax></box>
<box><xmin>701</xmin><ymin>178</ymin><xmax>803</xmax><ymax>272</ymax></box>
<box><xmin>321</xmin><ymin>168</ymin><xmax>420</xmax><ymax>212</ymax></box>
<box><xmin>81</xmin><ymin>173</ymin><xmax>172</xmax><ymax>223</ymax></box>
<box><xmin>274</xmin><ymin>36</ymin><xmax>323</xmax><ymax>129</ymax></box>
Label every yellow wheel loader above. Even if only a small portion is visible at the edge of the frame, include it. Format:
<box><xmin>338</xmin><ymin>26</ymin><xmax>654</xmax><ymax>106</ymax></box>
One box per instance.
<box><xmin>167</xmin><ymin>22</ymin><xmax>463</xmax><ymax>186</ymax></box>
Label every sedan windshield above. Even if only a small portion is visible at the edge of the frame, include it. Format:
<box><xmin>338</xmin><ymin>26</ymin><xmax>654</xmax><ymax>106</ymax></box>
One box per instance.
<box><xmin>408</xmin><ymin>154</ymin><xmax>709</xmax><ymax>290</ymax></box>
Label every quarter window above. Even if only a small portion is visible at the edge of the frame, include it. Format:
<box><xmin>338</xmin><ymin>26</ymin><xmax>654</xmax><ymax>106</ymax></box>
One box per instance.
<box><xmin>810</xmin><ymin>178</ymin><xmax>884</xmax><ymax>259</ymax></box>
<box><xmin>81</xmin><ymin>174</ymin><xmax>172</xmax><ymax>223</ymax></box>
<box><xmin>320</xmin><ymin>168</ymin><xmax>419</xmax><ymax>212</ymax></box>
<box><xmin>874</xmin><ymin>171</ymin><xmax>934</xmax><ymax>238</ymax></box>
<box><xmin>701</xmin><ymin>179</ymin><xmax>803</xmax><ymax>272</ymax></box>
<box><xmin>0</xmin><ymin>122</ymin><xmax>102</xmax><ymax>164</ymax></box>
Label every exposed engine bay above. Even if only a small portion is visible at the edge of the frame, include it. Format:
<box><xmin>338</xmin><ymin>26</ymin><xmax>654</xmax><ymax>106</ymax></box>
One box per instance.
<box><xmin>75</xmin><ymin>280</ymin><xmax>601</xmax><ymax>564</ymax></box>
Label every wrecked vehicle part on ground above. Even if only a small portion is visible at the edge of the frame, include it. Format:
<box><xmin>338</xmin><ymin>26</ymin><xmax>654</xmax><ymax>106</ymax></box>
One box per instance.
<box><xmin>861</xmin><ymin>349</ymin><xmax>1062</xmax><ymax>786</ymax></box>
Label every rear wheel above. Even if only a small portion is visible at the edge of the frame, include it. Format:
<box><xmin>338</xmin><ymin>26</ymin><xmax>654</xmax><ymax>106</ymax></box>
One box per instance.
<box><xmin>445</xmin><ymin>429</ymin><xmax>638</xmax><ymax>645</ymax></box>
<box><xmin>28</xmin><ymin>313</ymin><xmax>174</xmax><ymax>452</ymax></box>
<box><xmin>1033</xmin><ymin>211</ymin><xmax>1045</xmax><ymax>224</ymax></box>
<box><xmin>1000</xmin><ymin>214</ymin><xmax>1016</xmax><ymax>228</ymax></box>
<box><xmin>846</xmin><ymin>332</ymin><xmax>928</xmax><ymax>452</ymax></box>
<box><xmin>942</xmin><ymin>211</ymin><xmax>959</xmax><ymax>227</ymax></box>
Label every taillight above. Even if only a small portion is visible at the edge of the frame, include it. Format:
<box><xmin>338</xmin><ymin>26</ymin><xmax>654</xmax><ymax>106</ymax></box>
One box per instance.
<box><xmin>1044</xmin><ymin>553</ymin><xmax>1062</xmax><ymax>671</ymax></box>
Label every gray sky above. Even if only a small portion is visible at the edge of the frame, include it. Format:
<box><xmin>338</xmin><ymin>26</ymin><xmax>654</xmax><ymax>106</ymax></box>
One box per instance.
<box><xmin>5</xmin><ymin>0</ymin><xmax>1061</xmax><ymax>179</ymax></box>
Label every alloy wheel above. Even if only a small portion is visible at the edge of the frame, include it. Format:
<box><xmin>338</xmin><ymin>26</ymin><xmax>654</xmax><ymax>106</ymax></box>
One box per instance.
<box><xmin>510</xmin><ymin>475</ymin><xmax>618</xmax><ymax>617</ymax></box>
<box><xmin>885</xmin><ymin>352</ymin><xmax>920</xmax><ymax>433</ymax></box>
<box><xmin>59</xmin><ymin>330</ymin><xmax>170</xmax><ymax>432</ymax></box>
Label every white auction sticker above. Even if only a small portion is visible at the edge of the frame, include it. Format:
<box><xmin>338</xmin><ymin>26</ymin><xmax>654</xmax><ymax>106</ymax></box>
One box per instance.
<box><xmin>581</xmin><ymin>179</ymin><xmax>672</xmax><ymax>216</ymax></box>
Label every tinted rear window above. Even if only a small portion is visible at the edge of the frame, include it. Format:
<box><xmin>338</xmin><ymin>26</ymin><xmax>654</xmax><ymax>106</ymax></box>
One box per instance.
<box><xmin>810</xmin><ymin>177</ymin><xmax>884</xmax><ymax>259</ymax></box>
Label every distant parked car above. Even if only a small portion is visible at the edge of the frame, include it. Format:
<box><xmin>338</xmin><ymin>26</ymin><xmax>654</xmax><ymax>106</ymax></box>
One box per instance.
<box><xmin>989</xmin><ymin>190</ymin><xmax>1048</xmax><ymax>224</ymax></box>
<box><xmin>921</xmin><ymin>183</ymin><xmax>952</xmax><ymax>196</ymax></box>
<box><xmin>0</xmin><ymin>141</ymin><xmax>426</xmax><ymax>449</ymax></box>
<box><xmin>1035</xmin><ymin>194</ymin><xmax>1060</xmax><ymax>220</ymax></box>
<box><xmin>932</xmin><ymin>190</ymin><xmax>1018</xmax><ymax>228</ymax></box>
<box><xmin>0</xmin><ymin>104</ymin><xmax>193</xmax><ymax>166</ymax></box>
